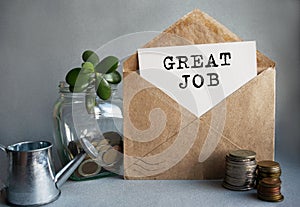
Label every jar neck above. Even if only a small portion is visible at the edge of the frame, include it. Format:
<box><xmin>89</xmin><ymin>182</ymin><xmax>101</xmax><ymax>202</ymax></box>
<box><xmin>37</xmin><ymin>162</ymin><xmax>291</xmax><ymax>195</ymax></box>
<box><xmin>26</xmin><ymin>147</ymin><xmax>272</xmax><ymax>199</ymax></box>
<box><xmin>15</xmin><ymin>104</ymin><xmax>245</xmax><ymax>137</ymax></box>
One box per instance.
<box><xmin>58</xmin><ymin>81</ymin><xmax>118</xmax><ymax>101</ymax></box>
<box><xmin>61</xmin><ymin>92</ymin><xmax>96</xmax><ymax>99</ymax></box>
<box><xmin>59</xmin><ymin>81</ymin><xmax>96</xmax><ymax>99</ymax></box>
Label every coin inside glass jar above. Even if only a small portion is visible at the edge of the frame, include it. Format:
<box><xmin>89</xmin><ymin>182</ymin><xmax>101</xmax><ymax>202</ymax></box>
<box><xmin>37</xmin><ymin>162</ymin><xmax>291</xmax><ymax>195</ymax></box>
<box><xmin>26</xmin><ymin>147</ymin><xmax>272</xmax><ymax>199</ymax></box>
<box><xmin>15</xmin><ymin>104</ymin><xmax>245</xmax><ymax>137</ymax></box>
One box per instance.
<box><xmin>78</xmin><ymin>159</ymin><xmax>102</xmax><ymax>177</ymax></box>
<box><xmin>102</xmin><ymin>148</ymin><xmax>121</xmax><ymax>165</ymax></box>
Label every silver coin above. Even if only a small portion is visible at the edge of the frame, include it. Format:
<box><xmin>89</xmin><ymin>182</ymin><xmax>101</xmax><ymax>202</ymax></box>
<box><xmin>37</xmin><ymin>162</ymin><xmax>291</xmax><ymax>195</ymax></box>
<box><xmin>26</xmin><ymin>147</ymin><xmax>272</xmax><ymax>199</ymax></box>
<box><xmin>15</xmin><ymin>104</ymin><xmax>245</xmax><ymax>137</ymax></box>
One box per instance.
<box><xmin>226</xmin><ymin>159</ymin><xmax>257</xmax><ymax>165</ymax></box>
<box><xmin>226</xmin><ymin>156</ymin><xmax>256</xmax><ymax>163</ymax></box>
<box><xmin>225</xmin><ymin>165</ymin><xmax>257</xmax><ymax>172</ymax></box>
<box><xmin>224</xmin><ymin>176</ymin><xmax>254</xmax><ymax>182</ymax></box>
<box><xmin>225</xmin><ymin>172</ymin><xmax>256</xmax><ymax>179</ymax></box>
<box><xmin>222</xmin><ymin>181</ymin><xmax>254</xmax><ymax>191</ymax></box>
<box><xmin>229</xmin><ymin>150</ymin><xmax>256</xmax><ymax>159</ymax></box>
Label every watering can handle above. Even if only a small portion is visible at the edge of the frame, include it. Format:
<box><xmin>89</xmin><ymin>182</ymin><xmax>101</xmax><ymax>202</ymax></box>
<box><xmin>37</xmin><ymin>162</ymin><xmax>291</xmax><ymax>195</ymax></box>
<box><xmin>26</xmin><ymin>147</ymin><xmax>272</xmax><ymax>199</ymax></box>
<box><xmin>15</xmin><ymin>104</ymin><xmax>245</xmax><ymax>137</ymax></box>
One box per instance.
<box><xmin>0</xmin><ymin>144</ymin><xmax>7</xmax><ymax>192</ymax></box>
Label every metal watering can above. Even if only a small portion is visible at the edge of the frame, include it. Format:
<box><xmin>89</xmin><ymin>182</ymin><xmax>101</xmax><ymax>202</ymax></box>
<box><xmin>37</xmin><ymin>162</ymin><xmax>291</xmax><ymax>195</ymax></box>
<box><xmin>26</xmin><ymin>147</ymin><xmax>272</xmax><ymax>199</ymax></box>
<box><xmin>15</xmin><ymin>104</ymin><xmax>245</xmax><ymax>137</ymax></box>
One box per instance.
<box><xmin>0</xmin><ymin>140</ymin><xmax>86</xmax><ymax>206</ymax></box>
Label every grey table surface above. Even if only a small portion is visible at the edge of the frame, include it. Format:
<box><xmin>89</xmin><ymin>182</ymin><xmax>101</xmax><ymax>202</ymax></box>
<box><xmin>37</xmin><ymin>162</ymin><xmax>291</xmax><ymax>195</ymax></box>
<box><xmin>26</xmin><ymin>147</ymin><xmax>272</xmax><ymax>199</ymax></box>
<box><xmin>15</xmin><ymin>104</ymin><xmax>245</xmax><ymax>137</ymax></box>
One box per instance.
<box><xmin>1</xmin><ymin>158</ymin><xmax>299</xmax><ymax>207</ymax></box>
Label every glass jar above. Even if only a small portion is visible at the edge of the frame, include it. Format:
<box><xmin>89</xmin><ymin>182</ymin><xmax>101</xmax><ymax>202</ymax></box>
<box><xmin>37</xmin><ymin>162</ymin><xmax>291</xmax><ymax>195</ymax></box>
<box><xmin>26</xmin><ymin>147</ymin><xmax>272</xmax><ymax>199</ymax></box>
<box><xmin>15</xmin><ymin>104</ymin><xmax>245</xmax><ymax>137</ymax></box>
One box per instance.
<box><xmin>53</xmin><ymin>81</ymin><xmax>123</xmax><ymax>180</ymax></box>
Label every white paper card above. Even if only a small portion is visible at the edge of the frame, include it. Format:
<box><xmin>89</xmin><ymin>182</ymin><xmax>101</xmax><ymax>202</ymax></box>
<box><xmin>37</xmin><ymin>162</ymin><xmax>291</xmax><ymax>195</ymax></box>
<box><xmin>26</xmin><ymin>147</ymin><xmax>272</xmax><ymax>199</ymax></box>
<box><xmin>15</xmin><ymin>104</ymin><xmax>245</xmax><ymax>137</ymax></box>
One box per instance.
<box><xmin>138</xmin><ymin>41</ymin><xmax>257</xmax><ymax>117</ymax></box>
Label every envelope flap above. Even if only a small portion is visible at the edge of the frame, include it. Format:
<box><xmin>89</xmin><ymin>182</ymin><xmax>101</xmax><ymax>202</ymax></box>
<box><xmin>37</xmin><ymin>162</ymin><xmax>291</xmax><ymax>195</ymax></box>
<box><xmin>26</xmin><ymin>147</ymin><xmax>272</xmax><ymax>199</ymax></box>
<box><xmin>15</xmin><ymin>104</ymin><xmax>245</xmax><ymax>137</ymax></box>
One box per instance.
<box><xmin>123</xmin><ymin>9</ymin><xmax>275</xmax><ymax>74</ymax></box>
<box><xmin>123</xmin><ymin>71</ymin><xmax>197</xmax><ymax>158</ymax></box>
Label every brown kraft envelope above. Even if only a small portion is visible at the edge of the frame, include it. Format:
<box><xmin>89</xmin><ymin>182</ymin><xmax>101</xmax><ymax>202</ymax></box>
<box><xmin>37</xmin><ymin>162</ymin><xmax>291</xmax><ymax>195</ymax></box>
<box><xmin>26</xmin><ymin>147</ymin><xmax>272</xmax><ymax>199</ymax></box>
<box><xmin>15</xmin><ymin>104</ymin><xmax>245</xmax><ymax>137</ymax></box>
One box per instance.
<box><xmin>123</xmin><ymin>9</ymin><xmax>275</xmax><ymax>180</ymax></box>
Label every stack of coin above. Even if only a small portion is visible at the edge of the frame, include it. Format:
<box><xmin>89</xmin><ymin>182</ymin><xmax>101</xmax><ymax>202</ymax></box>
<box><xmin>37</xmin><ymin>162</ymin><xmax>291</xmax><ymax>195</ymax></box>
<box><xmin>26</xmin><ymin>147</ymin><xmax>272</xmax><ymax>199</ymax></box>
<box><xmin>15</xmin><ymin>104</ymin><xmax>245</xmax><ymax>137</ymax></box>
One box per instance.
<box><xmin>223</xmin><ymin>149</ymin><xmax>257</xmax><ymax>191</ymax></box>
<box><xmin>257</xmin><ymin>177</ymin><xmax>284</xmax><ymax>202</ymax></box>
<box><xmin>257</xmin><ymin>160</ymin><xmax>281</xmax><ymax>184</ymax></box>
<box><xmin>256</xmin><ymin>160</ymin><xmax>283</xmax><ymax>202</ymax></box>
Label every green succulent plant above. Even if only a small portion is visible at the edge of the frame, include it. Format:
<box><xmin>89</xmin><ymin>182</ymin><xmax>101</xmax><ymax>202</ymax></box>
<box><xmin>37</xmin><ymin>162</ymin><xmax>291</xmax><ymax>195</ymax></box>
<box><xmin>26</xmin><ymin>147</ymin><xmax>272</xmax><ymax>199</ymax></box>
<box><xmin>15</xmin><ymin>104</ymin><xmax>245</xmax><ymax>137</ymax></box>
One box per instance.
<box><xmin>65</xmin><ymin>50</ymin><xmax>122</xmax><ymax>100</ymax></box>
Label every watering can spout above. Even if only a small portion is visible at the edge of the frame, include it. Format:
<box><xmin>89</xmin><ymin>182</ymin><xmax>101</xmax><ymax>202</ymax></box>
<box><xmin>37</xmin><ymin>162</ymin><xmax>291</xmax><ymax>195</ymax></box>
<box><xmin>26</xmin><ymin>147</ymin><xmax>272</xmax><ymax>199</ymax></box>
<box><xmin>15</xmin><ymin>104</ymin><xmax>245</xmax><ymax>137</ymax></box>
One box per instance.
<box><xmin>0</xmin><ymin>144</ymin><xmax>6</xmax><ymax>152</ymax></box>
<box><xmin>54</xmin><ymin>151</ymin><xmax>86</xmax><ymax>189</ymax></box>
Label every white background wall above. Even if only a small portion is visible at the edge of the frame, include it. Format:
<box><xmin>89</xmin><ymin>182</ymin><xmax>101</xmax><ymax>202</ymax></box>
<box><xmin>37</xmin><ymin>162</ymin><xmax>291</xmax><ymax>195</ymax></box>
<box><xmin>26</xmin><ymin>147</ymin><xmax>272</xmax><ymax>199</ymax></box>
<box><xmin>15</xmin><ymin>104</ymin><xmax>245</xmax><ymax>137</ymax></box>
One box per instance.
<box><xmin>0</xmin><ymin>0</ymin><xmax>299</xmax><ymax>175</ymax></box>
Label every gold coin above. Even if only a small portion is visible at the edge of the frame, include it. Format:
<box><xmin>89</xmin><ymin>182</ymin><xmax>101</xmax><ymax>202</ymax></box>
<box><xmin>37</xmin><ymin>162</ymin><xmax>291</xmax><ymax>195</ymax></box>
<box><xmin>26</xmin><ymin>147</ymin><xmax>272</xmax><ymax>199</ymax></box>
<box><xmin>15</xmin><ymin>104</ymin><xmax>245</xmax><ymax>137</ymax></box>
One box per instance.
<box><xmin>78</xmin><ymin>159</ymin><xmax>101</xmax><ymax>177</ymax></box>
<box><xmin>259</xmin><ymin>177</ymin><xmax>281</xmax><ymax>188</ymax></box>
<box><xmin>93</xmin><ymin>138</ymin><xmax>109</xmax><ymax>148</ymax></box>
<box><xmin>98</xmin><ymin>145</ymin><xmax>111</xmax><ymax>153</ymax></box>
<box><xmin>259</xmin><ymin>168</ymin><xmax>281</xmax><ymax>174</ymax></box>
<box><xmin>102</xmin><ymin>148</ymin><xmax>121</xmax><ymax>165</ymax></box>
<box><xmin>258</xmin><ymin>171</ymin><xmax>281</xmax><ymax>178</ymax></box>
<box><xmin>257</xmin><ymin>194</ymin><xmax>284</xmax><ymax>202</ymax></box>
<box><xmin>257</xmin><ymin>160</ymin><xmax>280</xmax><ymax>169</ymax></box>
